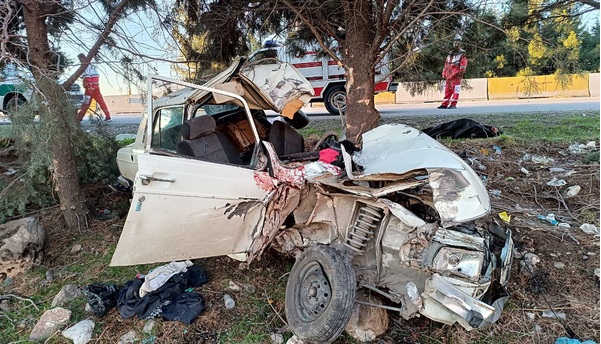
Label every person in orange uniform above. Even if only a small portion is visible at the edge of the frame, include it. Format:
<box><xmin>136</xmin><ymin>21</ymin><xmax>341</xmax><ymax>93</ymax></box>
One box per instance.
<box><xmin>76</xmin><ymin>54</ymin><xmax>111</xmax><ymax>122</ymax></box>
<box><xmin>438</xmin><ymin>39</ymin><xmax>467</xmax><ymax>109</ymax></box>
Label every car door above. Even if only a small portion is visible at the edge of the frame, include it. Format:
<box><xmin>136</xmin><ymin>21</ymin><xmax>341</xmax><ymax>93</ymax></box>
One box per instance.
<box><xmin>111</xmin><ymin>77</ymin><xmax>268</xmax><ymax>267</ymax></box>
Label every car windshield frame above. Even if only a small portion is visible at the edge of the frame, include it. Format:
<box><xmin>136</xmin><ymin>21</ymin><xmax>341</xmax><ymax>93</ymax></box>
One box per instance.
<box><xmin>145</xmin><ymin>74</ymin><xmax>263</xmax><ymax>168</ymax></box>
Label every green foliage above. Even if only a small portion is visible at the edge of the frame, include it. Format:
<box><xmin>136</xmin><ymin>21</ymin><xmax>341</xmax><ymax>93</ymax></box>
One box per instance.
<box><xmin>0</xmin><ymin>97</ymin><xmax>120</xmax><ymax>223</ymax></box>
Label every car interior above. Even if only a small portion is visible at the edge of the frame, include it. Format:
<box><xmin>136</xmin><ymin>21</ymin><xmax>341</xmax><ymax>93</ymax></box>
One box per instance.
<box><xmin>151</xmin><ymin>98</ymin><xmax>314</xmax><ymax>167</ymax></box>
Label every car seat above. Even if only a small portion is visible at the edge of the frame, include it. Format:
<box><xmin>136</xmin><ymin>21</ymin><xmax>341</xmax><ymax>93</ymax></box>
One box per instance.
<box><xmin>177</xmin><ymin>116</ymin><xmax>243</xmax><ymax>165</ymax></box>
<box><xmin>269</xmin><ymin>120</ymin><xmax>304</xmax><ymax>156</ymax></box>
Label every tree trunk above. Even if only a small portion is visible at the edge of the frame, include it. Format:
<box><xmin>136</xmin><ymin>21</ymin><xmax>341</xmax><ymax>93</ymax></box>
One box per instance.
<box><xmin>343</xmin><ymin>0</ymin><xmax>380</xmax><ymax>144</ymax></box>
<box><xmin>22</xmin><ymin>1</ymin><xmax>87</xmax><ymax>229</ymax></box>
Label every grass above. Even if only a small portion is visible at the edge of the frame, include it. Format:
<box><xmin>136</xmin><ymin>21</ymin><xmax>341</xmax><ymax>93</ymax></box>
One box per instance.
<box><xmin>302</xmin><ymin>110</ymin><xmax>600</xmax><ymax>144</ymax></box>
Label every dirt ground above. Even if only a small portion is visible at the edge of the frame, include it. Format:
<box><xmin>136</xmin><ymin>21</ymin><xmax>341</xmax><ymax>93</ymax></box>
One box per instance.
<box><xmin>0</xmin><ymin>133</ymin><xmax>599</xmax><ymax>343</ymax></box>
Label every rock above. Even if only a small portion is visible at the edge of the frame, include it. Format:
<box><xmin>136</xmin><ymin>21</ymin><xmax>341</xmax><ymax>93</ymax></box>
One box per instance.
<box><xmin>52</xmin><ymin>285</ymin><xmax>82</xmax><ymax>307</ymax></box>
<box><xmin>594</xmin><ymin>268</ymin><xmax>600</xmax><ymax>279</ymax></box>
<box><xmin>270</xmin><ymin>333</ymin><xmax>284</xmax><ymax>344</ymax></box>
<box><xmin>345</xmin><ymin>295</ymin><xmax>389</xmax><ymax>342</ymax></box>
<box><xmin>581</xmin><ymin>255</ymin><xmax>589</xmax><ymax>261</ymax></box>
<box><xmin>84</xmin><ymin>303</ymin><xmax>94</xmax><ymax>314</ymax></box>
<box><xmin>0</xmin><ymin>217</ymin><xmax>45</xmax><ymax>278</ymax></box>
<box><xmin>520</xmin><ymin>253</ymin><xmax>540</xmax><ymax>275</ymax></box>
<box><xmin>118</xmin><ymin>330</ymin><xmax>137</xmax><ymax>344</ymax></box>
<box><xmin>243</xmin><ymin>284</ymin><xmax>256</xmax><ymax>294</ymax></box>
<box><xmin>46</xmin><ymin>269</ymin><xmax>54</xmax><ymax>283</ymax></box>
<box><xmin>286</xmin><ymin>335</ymin><xmax>304</xmax><ymax>344</ymax></box>
<box><xmin>564</xmin><ymin>185</ymin><xmax>581</xmax><ymax>198</ymax></box>
<box><xmin>526</xmin><ymin>312</ymin><xmax>535</xmax><ymax>320</ymax></box>
<box><xmin>227</xmin><ymin>280</ymin><xmax>242</xmax><ymax>292</ymax></box>
<box><xmin>553</xmin><ymin>262</ymin><xmax>566</xmax><ymax>270</ymax></box>
<box><xmin>0</xmin><ymin>299</ymin><xmax>11</xmax><ymax>312</ymax></box>
<box><xmin>29</xmin><ymin>307</ymin><xmax>72</xmax><ymax>341</ymax></box>
<box><xmin>62</xmin><ymin>319</ymin><xmax>95</xmax><ymax>344</ymax></box>
<box><xmin>541</xmin><ymin>310</ymin><xmax>566</xmax><ymax>320</ymax></box>
<box><xmin>71</xmin><ymin>244</ymin><xmax>82</xmax><ymax>253</ymax></box>
<box><xmin>143</xmin><ymin>319</ymin><xmax>156</xmax><ymax>334</ymax></box>
<box><xmin>580</xmin><ymin>224</ymin><xmax>600</xmax><ymax>235</ymax></box>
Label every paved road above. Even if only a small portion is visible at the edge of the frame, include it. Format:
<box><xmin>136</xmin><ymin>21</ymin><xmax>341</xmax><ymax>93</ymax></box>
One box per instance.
<box><xmin>47</xmin><ymin>96</ymin><xmax>601</xmax><ymax>126</ymax></box>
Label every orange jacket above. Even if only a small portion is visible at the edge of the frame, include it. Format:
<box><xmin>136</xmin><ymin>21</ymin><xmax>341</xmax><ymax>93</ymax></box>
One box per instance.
<box><xmin>442</xmin><ymin>51</ymin><xmax>467</xmax><ymax>81</ymax></box>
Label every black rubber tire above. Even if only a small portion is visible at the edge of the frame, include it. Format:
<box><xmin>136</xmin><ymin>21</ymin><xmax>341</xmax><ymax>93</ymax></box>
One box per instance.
<box><xmin>323</xmin><ymin>84</ymin><xmax>347</xmax><ymax>116</ymax></box>
<box><xmin>5</xmin><ymin>96</ymin><xmax>26</xmax><ymax>113</ymax></box>
<box><xmin>285</xmin><ymin>245</ymin><xmax>356</xmax><ymax>343</ymax></box>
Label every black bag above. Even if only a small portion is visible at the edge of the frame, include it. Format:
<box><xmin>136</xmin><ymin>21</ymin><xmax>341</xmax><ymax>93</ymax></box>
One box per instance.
<box><xmin>422</xmin><ymin>118</ymin><xmax>502</xmax><ymax>139</ymax></box>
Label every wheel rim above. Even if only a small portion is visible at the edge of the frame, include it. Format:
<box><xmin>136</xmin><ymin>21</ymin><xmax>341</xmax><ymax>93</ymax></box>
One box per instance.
<box><xmin>329</xmin><ymin>90</ymin><xmax>347</xmax><ymax>112</ymax></box>
<box><xmin>295</xmin><ymin>261</ymin><xmax>332</xmax><ymax>322</ymax></box>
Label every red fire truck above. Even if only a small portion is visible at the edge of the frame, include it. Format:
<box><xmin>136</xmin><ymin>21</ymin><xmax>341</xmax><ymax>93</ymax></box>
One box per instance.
<box><xmin>248</xmin><ymin>41</ymin><xmax>397</xmax><ymax>115</ymax></box>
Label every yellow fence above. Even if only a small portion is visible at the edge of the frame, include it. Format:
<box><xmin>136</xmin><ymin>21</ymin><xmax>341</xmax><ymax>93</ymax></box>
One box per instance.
<box><xmin>487</xmin><ymin>74</ymin><xmax>590</xmax><ymax>100</ymax></box>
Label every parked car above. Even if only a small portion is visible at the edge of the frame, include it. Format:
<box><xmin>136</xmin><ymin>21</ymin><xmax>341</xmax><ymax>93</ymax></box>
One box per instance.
<box><xmin>0</xmin><ymin>77</ymin><xmax>84</xmax><ymax>113</ymax></box>
<box><xmin>248</xmin><ymin>40</ymin><xmax>397</xmax><ymax>115</ymax></box>
<box><xmin>111</xmin><ymin>57</ymin><xmax>513</xmax><ymax>343</ymax></box>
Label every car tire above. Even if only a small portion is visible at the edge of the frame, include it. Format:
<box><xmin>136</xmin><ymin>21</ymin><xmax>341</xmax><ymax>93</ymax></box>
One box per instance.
<box><xmin>323</xmin><ymin>84</ymin><xmax>347</xmax><ymax>116</ymax></box>
<box><xmin>285</xmin><ymin>245</ymin><xmax>356</xmax><ymax>343</ymax></box>
<box><xmin>5</xmin><ymin>96</ymin><xmax>26</xmax><ymax>113</ymax></box>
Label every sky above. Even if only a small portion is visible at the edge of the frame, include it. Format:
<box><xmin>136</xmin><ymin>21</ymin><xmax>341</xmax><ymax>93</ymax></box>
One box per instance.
<box><xmin>60</xmin><ymin>0</ymin><xmax>600</xmax><ymax>96</ymax></box>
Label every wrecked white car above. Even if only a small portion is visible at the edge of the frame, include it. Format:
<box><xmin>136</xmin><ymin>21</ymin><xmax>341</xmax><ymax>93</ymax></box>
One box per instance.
<box><xmin>111</xmin><ymin>57</ymin><xmax>514</xmax><ymax>343</ymax></box>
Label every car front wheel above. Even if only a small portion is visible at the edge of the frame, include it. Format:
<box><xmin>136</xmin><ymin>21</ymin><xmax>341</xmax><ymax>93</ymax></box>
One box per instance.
<box><xmin>5</xmin><ymin>96</ymin><xmax>26</xmax><ymax>113</ymax></box>
<box><xmin>323</xmin><ymin>85</ymin><xmax>347</xmax><ymax>115</ymax></box>
<box><xmin>285</xmin><ymin>245</ymin><xmax>356</xmax><ymax>343</ymax></box>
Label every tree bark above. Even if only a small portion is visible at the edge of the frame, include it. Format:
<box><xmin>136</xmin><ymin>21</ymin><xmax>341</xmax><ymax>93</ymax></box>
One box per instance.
<box><xmin>21</xmin><ymin>0</ymin><xmax>87</xmax><ymax>229</ymax></box>
<box><xmin>343</xmin><ymin>0</ymin><xmax>380</xmax><ymax>144</ymax></box>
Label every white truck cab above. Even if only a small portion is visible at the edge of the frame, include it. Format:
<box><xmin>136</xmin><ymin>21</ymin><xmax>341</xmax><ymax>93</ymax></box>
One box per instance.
<box><xmin>248</xmin><ymin>41</ymin><xmax>397</xmax><ymax>115</ymax></box>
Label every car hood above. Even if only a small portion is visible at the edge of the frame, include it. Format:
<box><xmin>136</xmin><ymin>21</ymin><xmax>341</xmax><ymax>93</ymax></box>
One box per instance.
<box><xmin>341</xmin><ymin>124</ymin><xmax>491</xmax><ymax>226</ymax></box>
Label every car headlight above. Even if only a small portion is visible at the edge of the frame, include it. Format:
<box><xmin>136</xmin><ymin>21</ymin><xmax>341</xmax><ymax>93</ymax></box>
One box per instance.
<box><xmin>432</xmin><ymin>248</ymin><xmax>484</xmax><ymax>281</ymax></box>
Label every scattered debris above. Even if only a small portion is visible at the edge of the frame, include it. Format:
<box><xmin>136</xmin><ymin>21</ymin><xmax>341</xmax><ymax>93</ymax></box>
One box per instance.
<box><xmin>345</xmin><ymin>295</ymin><xmax>389</xmax><ymax>343</ymax></box>
<box><xmin>584</xmin><ymin>151</ymin><xmax>600</xmax><ymax>164</ymax></box>
<box><xmin>547</xmin><ymin>178</ymin><xmax>567</xmax><ymax>187</ymax></box>
<box><xmin>579</xmin><ymin>224</ymin><xmax>600</xmax><ymax>235</ymax></box>
<box><xmin>29</xmin><ymin>307</ymin><xmax>72</xmax><ymax>341</ymax></box>
<box><xmin>520</xmin><ymin>253</ymin><xmax>540</xmax><ymax>275</ymax></box>
<box><xmin>84</xmin><ymin>283</ymin><xmax>119</xmax><ymax>317</ymax></box>
<box><xmin>538</xmin><ymin>214</ymin><xmax>559</xmax><ymax>226</ymax></box>
<box><xmin>520</xmin><ymin>167</ymin><xmax>530</xmax><ymax>175</ymax></box>
<box><xmin>84</xmin><ymin>303</ymin><xmax>94</xmax><ymax>314</ymax></box>
<box><xmin>555</xmin><ymin>337</ymin><xmax>598</xmax><ymax>344</ymax></box>
<box><xmin>491</xmin><ymin>190</ymin><xmax>502</xmax><ymax>198</ymax></box>
<box><xmin>568</xmin><ymin>141</ymin><xmax>596</xmax><ymax>155</ymax></box>
<box><xmin>270</xmin><ymin>333</ymin><xmax>285</xmax><ymax>344</ymax></box>
<box><xmin>71</xmin><ymin>244</ymin><xmax>82</xmax><ymax>253</ymax></box>
<box><xmin>505</xmin><ymin>177</ymin><xmax>515</xmax><ymax>181</ymax></box>
<box><xmin>530</xmin><ymin>155</ymin><xmax>555</xmax><ymax>165</ymax></box>
<box><xmin>594</xmin><ymin>268</ymin><xmax>600</xmax><ymax>279</ymax></box>
<box><xmin>62</xmin><ymin>319</ymin><xmax>95</xmax><ymax>344</ymax></box>
<box><xmin>143</xmin><ymin>320</ymin><xmax>156</xmax><ymax>334</ymax></box>
<box><xmin>224</xmin><ymin>294</ymin><xmax>235</xmax><ymax>309</ymax></box>
<box><xmin>549</xmin><ymin>167</ymin><xmax>566</xmax><ymax>173</ymax></box>
<box><xmin>493</xmin><ymin>145</ymin><xmax>502</xmax><ymax>154</ymax></box>
<box><xmin>554</xmin><ymin>262</ymin><xmax>566</xmax><ymax>270</ymax></box>
<box><xmin>558</xmin><ymin>223</ymin><xmax>571</xmax><ymax>229</ymax></box>
<box><xmin>51</xmin><ymin>285</ymin><xmax>82</xmax><ymax>307</ymax></box>
<box><xmin>526</xmin><ymin>312</ymin><xmax>535</xmax><ymax>320</ymax></box>
<box><xmin>118</xmin><ymin>330</ymin><xmax>138</xmax><ymax>344</ymax></box>
<box><xmin>498</xmin><ymin>212</ymin><xmax>511</xmax><ymax>224</ymax></box>
<box><xmin>0</xmin><ymin>217</ymin><xmax>45</xmax><ymax>278</ymax></box>
<box><xmin>227</xmin><ymin>280</ymin><xmax>242</xmax><ymax>292</ymax></box>
<box><xmin>286</xmin><ymin>335</ymin><xmax>304</xmax><ymax>344</ymax></box>
<box><xmin>542</xmin><ymin>310</ymin><xmax>566</xmax><ymax>320</ymax></box>
<box><xmin>564</xmin><ymin>185</ymin><xmax>581</xmax><ymax>198</ymax></box>
<box><xmin>243</xmin><ymin>284</ymin><xmax>256</xmax><ymax>294</ymax></box>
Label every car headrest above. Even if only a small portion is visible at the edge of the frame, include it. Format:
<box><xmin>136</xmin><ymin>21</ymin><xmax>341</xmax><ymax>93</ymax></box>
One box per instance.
<box><xmin>182</xmin><ymin>116</ymin><xmax>217</xmax><ymax>140</ymax></box>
